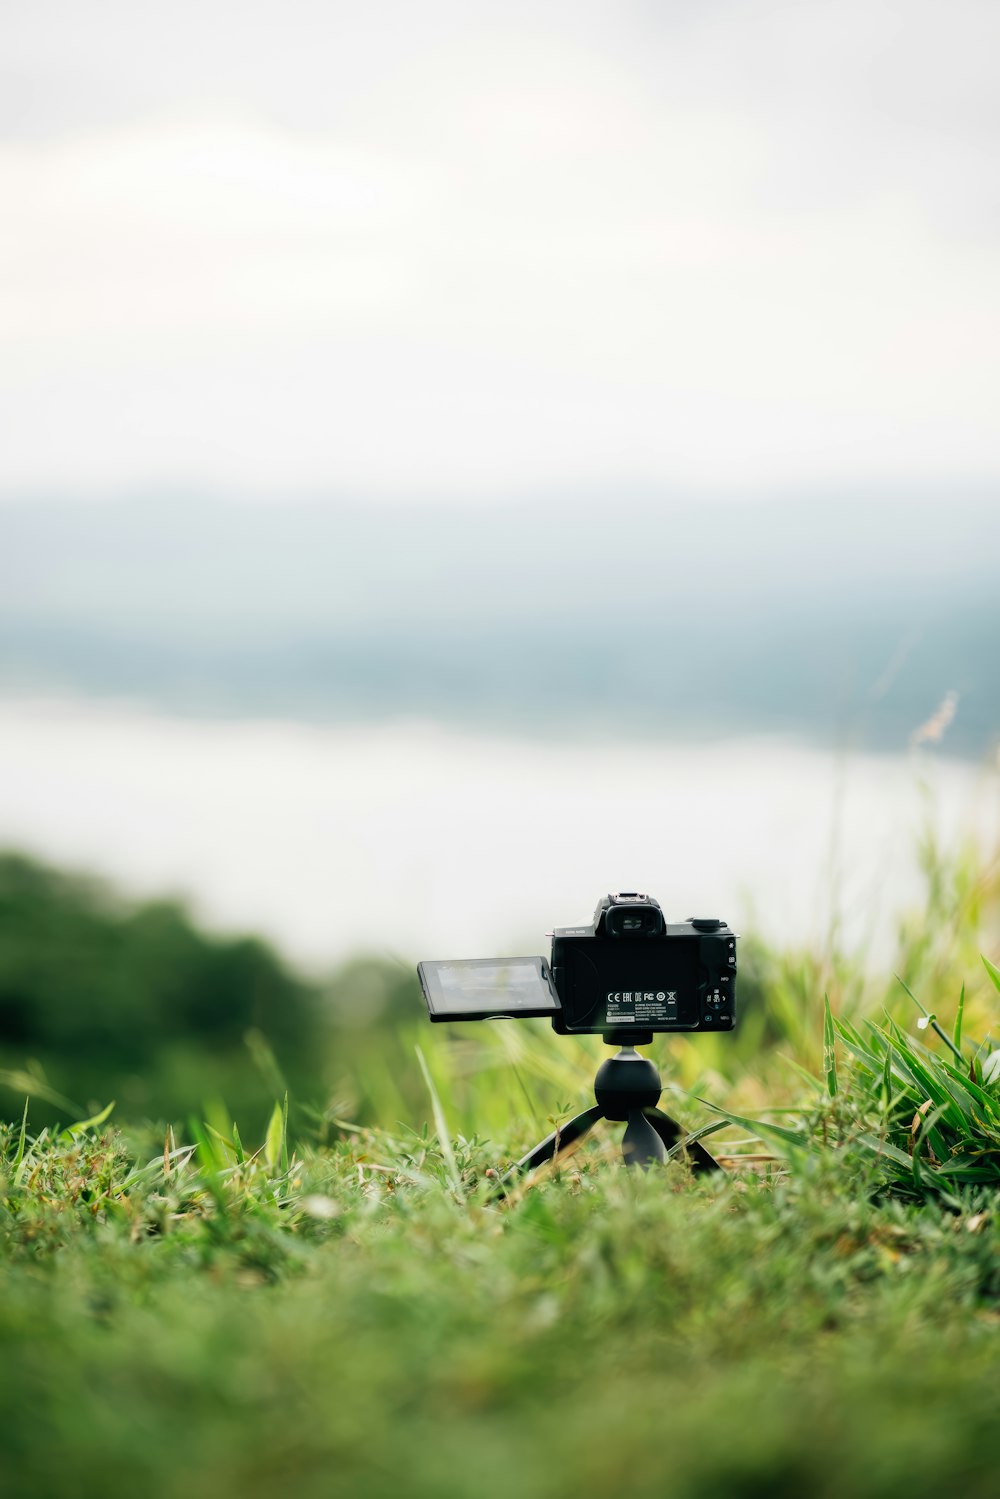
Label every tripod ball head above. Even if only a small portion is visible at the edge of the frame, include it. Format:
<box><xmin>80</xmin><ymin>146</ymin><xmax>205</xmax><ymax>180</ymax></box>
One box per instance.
<box><xmin>593</xmin><ymin>1047</ymin><xmax>662</xmax><ymax>1120</ymax></box>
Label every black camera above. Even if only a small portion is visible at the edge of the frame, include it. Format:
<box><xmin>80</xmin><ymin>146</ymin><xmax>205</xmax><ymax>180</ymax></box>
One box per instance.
<box><xmin>418</xmin><ymin>892</ymin><xmax>737</xmax><ymax>1038</ymax></box>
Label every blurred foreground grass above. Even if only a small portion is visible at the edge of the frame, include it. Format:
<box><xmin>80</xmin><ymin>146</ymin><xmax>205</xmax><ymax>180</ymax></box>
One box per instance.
<box><xmin>2</xmin><ymin>833</ymin><xmax>1000</xmax><ymax>1498</ymax></box>
<box><xmin>2</xmin><ymin>1100</ymin><xmax>1000</xmax><ymax>1499</ymax></box>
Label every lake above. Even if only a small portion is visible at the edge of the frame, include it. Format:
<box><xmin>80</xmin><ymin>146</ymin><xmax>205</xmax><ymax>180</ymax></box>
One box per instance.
<box><xmin>0</xmin><ymin>693</ymin><xmax>995</xmax><ymax>973</ymax></box>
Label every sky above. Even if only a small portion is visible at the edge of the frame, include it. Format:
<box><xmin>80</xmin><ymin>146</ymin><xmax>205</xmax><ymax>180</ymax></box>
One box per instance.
<box><xmin>2</xmin><ymin>0</ymin><xmax>998</xmax><ymax>501</ymax></box>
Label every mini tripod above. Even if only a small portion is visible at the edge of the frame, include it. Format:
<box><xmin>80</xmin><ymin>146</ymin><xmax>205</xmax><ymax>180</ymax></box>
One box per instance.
<box><xmin>497</xmin><ymin>1034</ymin><xmax>721</xmax><ymax>1196</ymax></box>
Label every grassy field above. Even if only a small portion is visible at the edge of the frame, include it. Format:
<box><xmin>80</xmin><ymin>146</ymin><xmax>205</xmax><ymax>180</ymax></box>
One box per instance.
<box><xmin>2</xmin><ymin>831</ymin><xmax>1000</xmax><ymax>1499</ymax></box>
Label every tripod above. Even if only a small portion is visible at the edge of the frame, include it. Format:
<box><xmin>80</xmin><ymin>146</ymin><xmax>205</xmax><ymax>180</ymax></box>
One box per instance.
<box><xmin>498</xmin><ymin>1035</ymin><xmax>722</xmax><ymax>1196</ymax></box>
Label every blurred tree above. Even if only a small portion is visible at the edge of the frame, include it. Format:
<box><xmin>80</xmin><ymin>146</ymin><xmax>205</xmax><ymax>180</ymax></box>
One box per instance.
<box><xmin>0</xmin><ymin>850</ymin><xmax>433</xmax><ymax>1137</ymax></box>
<box><xmin>0</xmin><ymin>852</ymin><xmax>327</xmax><ymax>1131</ymax></box>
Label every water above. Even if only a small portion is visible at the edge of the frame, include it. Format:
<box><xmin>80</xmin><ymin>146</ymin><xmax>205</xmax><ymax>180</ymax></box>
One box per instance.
<box><xmin>0</xmin><ymin>693</ymin><xmax>995</xmax><ymax>972</ymax></box>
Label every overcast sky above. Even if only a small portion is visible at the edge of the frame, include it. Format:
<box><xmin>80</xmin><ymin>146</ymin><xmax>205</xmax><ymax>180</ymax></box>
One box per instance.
<box><xmin>2</xmin><ymin>0</ymin><xmax>997</xmax><ymax>501</ymax></box>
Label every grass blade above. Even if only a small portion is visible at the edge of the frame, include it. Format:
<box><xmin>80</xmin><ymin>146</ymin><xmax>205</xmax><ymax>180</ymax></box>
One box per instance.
<box><xmin>895</xmin><ymin>973</ymin><xmax>963</xmax><ymax>1062</ymax></box>
<box><xmin>63</xmin><ymin>1100</ymin><xmax>115</xmax><ymax>1139</ymax></box>
<box><xmin>11</xmin><ymin>1098</ymin><xmax>33</xmax><ymax>1185</ymax></box>
<box><xmin>13</xmin><ymin>1096</ymin><xmax>29</xmax><ymax>1171</ymax></box>
<box><xmin>777</xmin><ymin>1053</ymin><xmax>825</xmax><ymax>1093</ymax></box>
<box><xmin>854</xmin><ymin>1133</ymin><xmax>915</xmax><ymax>1170</ymax></box>
<box><xmin>699</xmin><ymin>1101</ymin><xmax>809</xmax><ymax>1152</ymax></box>
<box><xmin>205</xmin><ymin>1123</ymin><xmax>239</xmax><ymax>1163</ymax></box>
<box><xmin>953</xmin><ymin>983</ymin><xmax>966</xmax><ymax>1055</ymax></box>
<box><xmin>880</xmin><ymin>1043</ymin><xmax>893</xmax><ymax>1114</ymax></box>
<box><xmin>188</xmin><ymin>1118</ymin><xmax>227</xmax><ymax>1210</ymax></box>
<box><xmin>663</xmin><ymin>1119</ymin><xmax>728</xmax><ymax>1164</ymax></box>
<box><xmin>264</xmin><ymin>1100</ymin><xmax>285</xmax><ymax>1175</ymax></box>
<box><xmin>415</xmin><ymin>1045</ymin><xmax>461</xmax><ymax>1193</ymax></box>
<box><xmin>823</xmin><ymin>994</ymin><xmax>838</xmax><ymax>1097</ymax></box>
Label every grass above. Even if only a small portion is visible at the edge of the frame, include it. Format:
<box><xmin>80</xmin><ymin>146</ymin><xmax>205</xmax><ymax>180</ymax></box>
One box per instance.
<box><xmin>0</xmin><ymin>1117</ymin><xmax>998</xmax><ymax>1499</ymax></box>
<box><xmin>3</xmin><ymin>1060</ymin><xmax>1000</xmax><ymax>1498</ymax></box>
<box><xmin>2</xmin><ymin>832</ymin><xmax>1000</xmax><ymax>1498</ymax></box>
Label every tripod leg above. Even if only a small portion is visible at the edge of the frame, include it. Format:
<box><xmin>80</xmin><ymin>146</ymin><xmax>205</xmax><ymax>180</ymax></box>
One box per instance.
<box><xmin>623</xmin><ymin>1109</ymin><xmax>667</xmax><ymax>1167</ymax></box>
<box><xmin>646</xmin><ymin>1108</ymin><xmax>723</xmax><ymax>1173</ymax></box>
<box><xmin>493</xmin><ymin>1105</ymin><xmax>604</xmax><ymax>1199</ymax></box>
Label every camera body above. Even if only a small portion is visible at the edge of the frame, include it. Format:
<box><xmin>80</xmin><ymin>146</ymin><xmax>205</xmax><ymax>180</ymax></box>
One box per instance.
<box><xmin>417</xmin><ymin>891</ymin><xmax>738</xmax><ymax>1037</ymax></box>
<box><xmin>549</xmin><ymin>892</ymin><xmax>737</xmax><ymax>1036</ymax></box>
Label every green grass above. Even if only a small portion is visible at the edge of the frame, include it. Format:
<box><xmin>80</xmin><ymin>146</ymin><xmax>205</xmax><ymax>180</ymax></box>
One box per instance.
<box><xmin>2</xmin><ymin>1083</ymin><xmax>1000</xmax><ymax>1499</ymax></box>
<box><xmin>2</xmin><ymin>831</ymin><xmax>1000</xmax><ymax>1498</ymax></box>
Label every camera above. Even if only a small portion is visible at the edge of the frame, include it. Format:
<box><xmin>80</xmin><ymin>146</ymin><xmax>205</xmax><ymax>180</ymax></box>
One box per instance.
<box><xmin>418</xmin><ymin>892</ymin><xmax>737</xmax><ymax>1038</ymax></box>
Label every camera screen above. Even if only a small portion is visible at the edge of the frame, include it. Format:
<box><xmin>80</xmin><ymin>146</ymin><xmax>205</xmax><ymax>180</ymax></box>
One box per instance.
<box><xmin>557</xmin><ymin>937</ymin><xmax>702</xmax><ymax>1031</ymax></box>
<box><xmin>418</xmin><ymin>957</ymin><xmax>561</xmax><ymax>1022</ymax></box>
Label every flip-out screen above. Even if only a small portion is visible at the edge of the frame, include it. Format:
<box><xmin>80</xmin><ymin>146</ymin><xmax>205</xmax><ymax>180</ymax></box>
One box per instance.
<box><xmin>418</xmin><ymin>957</ymin><xmax>561</xmax><ymax>1022</ymax></box>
